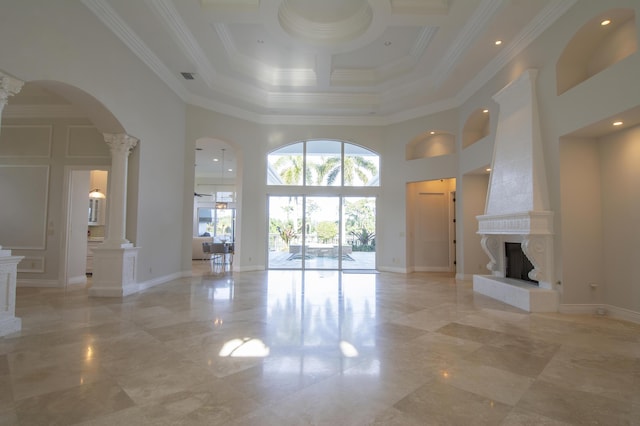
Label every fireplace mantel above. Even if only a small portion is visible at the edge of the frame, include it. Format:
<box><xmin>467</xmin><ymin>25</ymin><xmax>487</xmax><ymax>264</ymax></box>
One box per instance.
<box><xmin>477</xmin><ymin>211</ymin><xmax>554</xmax><ymax>235</ymax></box>
<box><xmin>472</xmin><ymin>69</ymin><xmax>558</xmax><ymax>312</ymax></box>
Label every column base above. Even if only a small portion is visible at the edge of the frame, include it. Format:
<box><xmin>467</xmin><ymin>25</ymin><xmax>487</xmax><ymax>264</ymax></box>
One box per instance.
<box><xmin>0</xmin><ymin>315</ymin><xmax>22</xmax><ymax>337</ymax></box>
<box><xmin>89</xmin><ymin>246</ymin><xmax>139</xmax><ymax>297</ymax></box>
<box><xmin>0</xmin><ymin>253</ymin><xmax>23</xmax><ymax>336</ymax></box>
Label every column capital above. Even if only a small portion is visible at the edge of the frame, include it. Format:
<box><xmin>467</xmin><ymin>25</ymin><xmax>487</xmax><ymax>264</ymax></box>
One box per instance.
<box><xmin>103</xmin><ymin>133</ymin><xmax>139</xmax><ymax>156</ymax></box>
<box><xmin>0</xmin><ymin>73</ymin><xmax>24</xmax><ymax>108</ymax></box>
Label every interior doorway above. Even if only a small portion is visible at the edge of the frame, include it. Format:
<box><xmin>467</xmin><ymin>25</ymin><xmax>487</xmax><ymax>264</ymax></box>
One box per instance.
<box><xmin>63</xmin><ymin>167</ymin><xmax>109</xmax><ymax>287</ymax></box>
<box><xmin>407</xmin><ymin>178</ymin><xmax>456</xmax><ymax>272</ymax></box>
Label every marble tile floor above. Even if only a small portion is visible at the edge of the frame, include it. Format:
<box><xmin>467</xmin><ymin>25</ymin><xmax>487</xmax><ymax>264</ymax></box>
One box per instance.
<box><xmin>1</xmin><ymin>265</ymin><xmax>639</xmax><ymax>425</ymax></box>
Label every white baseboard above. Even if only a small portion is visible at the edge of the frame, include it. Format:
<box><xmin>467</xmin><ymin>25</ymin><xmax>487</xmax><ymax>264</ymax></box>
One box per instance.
<box><xmin>413</xmin><ymin>266</ymin><xmax>452</xmax><ymax>272</ymax></box>
<box><xmin>607</xmin><ymin>305</ymin><xmax>640</xmax><ymax>324</ymax></box>
<box><xmin>559</xmin><ymin>304</ymin><xmax>640</xmax><ymax>325</ymax></box>
<box><xmin>233</xmin><ymin>264</ymin><xmax>265</xmax><ymax>272</ymax></box>
<box><xmin>456</xmin><ymin>273</ymin><xmax>473</xmax><ymax>281</ymax></box>
<box><xmin>67</xmin><ymin>275</ymin><xmax>87</xmax><ymax>286</ymax></box>
<box><xmin>17</xmin><ymin>279</ymin><xmax>59</xmax><ymax>288</ymax></box>
<box><xmin>558</xmin><ymin>304</ymin><xmax>600</xmax><ymax>315</ymax></box>
<box><xmin>377</xmin><ymin>266</ymin><xmax>407</xmax><ymax>274</ymax></box>
<box><xmin>90</xmin><ymin>271</ymin><xmax>187</xmax><ymax>298</ymax></box>
<box><xmin>132</xmin><ymin>271</ymin><xmax>186</xmax><ymax>294</ymax></box>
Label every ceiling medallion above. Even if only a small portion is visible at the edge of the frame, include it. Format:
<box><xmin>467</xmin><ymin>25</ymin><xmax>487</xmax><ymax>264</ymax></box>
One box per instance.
<box><xmin>278</xmin><ymin>0</ymin><xmax>373</xmax><ymax>44</ymax></box>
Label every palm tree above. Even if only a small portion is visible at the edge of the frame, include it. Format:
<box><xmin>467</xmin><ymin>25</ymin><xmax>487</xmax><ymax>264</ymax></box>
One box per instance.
<box><xmin>327</xmin><ymin>155</ymin><xmax>377</xmax><ymax>186</ymax></box>
<box><xmin>274</xmin><ymin>153</ymin><xmax>378</xmax><ymax>186</ymax></box>
<box><xmin>273</xmin><ymin>155</ymin><xmax>308</xmax><ymax>185</ymax></box>
<box><xmin>310</xmin><ymin>156</ymin><xmax>340</xmax><ymax>185</ymax></box>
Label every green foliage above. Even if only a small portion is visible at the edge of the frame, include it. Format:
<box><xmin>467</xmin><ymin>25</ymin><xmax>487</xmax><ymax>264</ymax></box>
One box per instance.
<box><xmin>276</xmin><ymin>223</ymin><xmax>299</xmax><ymax>247</ymax></box>
<box><xmin>273</xmin><ymin>152</ymin><xmax>378</xmax><ymax>186</ymax></box>
<box><xmin>273</xmin><ymin>155</ymin><xmax>310</xmax><ymax>185</ymax></box>
<box><xmin>350</xmin><ymin>227</ymin><xmax>375</xmax><ymax>249</ymax></box>
<box><xmin>316</xmin><ymin>221</ymin><xmax>338</xmax><ymax>243</ymax></box>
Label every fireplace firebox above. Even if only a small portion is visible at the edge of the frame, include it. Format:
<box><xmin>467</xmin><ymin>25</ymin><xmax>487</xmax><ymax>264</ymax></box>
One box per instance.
<box><xmin>504</xmin><ymin>242</ymin><xmax>537</xmax><ymax>284</ymax></box>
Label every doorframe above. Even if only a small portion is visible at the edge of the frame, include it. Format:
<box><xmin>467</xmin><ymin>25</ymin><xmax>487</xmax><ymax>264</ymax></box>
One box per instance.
<box><xmin>60</xmin><ymin>165</ymin><xmax>110</xmax><ymax>287</ymax></box>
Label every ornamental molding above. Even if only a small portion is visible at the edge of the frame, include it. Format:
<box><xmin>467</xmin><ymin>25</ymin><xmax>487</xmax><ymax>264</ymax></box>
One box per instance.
<box><xmin>0</xmin><ymin>73</ymin><xmax>24</xmax><ymax>107</ymax></box>
<box><xmin>103</xmin><ymin>133</ymin><xmax>139</xmax><ymax>156</ymax></box>
<box><xmin>477</xmin><ymin>211</ymin><xmax>554</xmax><ymax>235</ymax></box>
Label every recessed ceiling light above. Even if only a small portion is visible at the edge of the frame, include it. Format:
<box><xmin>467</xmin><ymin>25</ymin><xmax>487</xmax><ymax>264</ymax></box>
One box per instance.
<box><xmin>430</xmin><ymin>131</ymin><xmax>435</xmax><ymax>135</ymax></box>
<box><xmin>227</xmin><ymin>168</ymin><xmax>233</xmax><ymax>172</ymax></box>
<box><xmin>613</xmin><ymin>121</ymin><xmax>623</xmax><ymax>126</ymax></box>
<box><xmin>384</xmin><ymin>41</ymin><xmax>391</xmax><ymax>46</ymax></box>
<box><xmin>600</xmin><ymin>19</ymin><xmax>611</xmax><ymax>26</ymax></box>
<box><xmin>213</xmin><ymin>158</ymin><xmax>219</xmax><ymax>162</ymax></box>
<box><xmin>486</xmin><ymin>168</ymin><xmax>491</xmax><ymax>172</ymax></box>
<box><xmin>495</xmin><ymin>40</ymin><xmax>502</xmax><ymax>46</ymax></box>
<box><xmin>482</xmin><ymin>109</ymin><xmax>489</xmax><ymax>113</ymax></box>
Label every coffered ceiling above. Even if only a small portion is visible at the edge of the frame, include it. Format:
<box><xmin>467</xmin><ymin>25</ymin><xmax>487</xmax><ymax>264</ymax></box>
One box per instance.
<box><xmin>81</xmin><ymin>0</ymin><xmax>575</xmax><ymax>124</ymax></box>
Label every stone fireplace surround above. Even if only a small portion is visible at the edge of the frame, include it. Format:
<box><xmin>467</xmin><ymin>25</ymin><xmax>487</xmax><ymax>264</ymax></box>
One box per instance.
<box><xmin>472</xmin><ymin>69</ymin><xmax>559</xmax><ymax>312</ymax></box>
<box><xmin>474</xmin><ymin>211</ymin><xmax>559</xmax><ymax>312</ymax></box>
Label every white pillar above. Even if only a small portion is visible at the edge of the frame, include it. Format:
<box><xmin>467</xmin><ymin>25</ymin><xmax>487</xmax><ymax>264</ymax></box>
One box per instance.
<box><xmin>90</xmin><ymin>133</ymin><xmax>140</xmax><ymax>297</ymax></box>
<box><xmin>102</xmin><ymin>133</ymin><xmax>138</xmax><ymax>248</ymax></box>
<box><xmin>0</xmin><ymin>72</ymin><xmax>24</xmax><ymax>335</ymax></box>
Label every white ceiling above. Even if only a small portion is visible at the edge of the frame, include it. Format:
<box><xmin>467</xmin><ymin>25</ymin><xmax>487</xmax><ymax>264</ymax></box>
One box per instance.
<box><xmin>81</xmin><ymin>0</ymin><xmax>575</xmax><ymax>125</ymax></box>
<box><xmin>5</xmin><ymin>0</ymin><xmax>582</xmax><ymax>180</ymax></box>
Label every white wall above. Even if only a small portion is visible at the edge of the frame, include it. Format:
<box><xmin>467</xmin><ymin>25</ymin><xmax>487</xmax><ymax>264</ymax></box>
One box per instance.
<box><xmin>0</xmin><ymin>0</ymin><xmax>187</xmax><ymax>285</ymax></box>
<box><xmin>600</xmin><ymin>126</ymin><xmax>640</xmax><ymax>312</ymax></box>
<box><xmin>2</xmin><ymin>0</ymin><xmax>639</xmax><ymax>317</ymax></box>
<box><xmin>460</xmin><ymin>174</ymin><xmax>489</xmax><ymax>279</ymax></box>
<box><xmin>559</xmin><ymin>137</ymin><xmax>604</xmax><ymax>305</ymax></box>
<box><xmin>0</xmin><ymin>117</ymin><xmax>111</xmax><ymax>285</ymax></box>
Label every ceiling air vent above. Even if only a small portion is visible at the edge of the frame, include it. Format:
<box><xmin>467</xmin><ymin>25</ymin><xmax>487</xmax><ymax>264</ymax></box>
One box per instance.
<box><xmin>180</xmin><ymin>72</ymin><xmax>195</xmax><ymax>80</ymax></box>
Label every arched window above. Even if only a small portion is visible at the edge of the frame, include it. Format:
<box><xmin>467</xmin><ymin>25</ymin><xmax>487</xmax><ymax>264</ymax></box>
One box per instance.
<box><xmin>267</xmin><ymin>140</ymin><xmax>379</xmax><ymax>187</ymax></box>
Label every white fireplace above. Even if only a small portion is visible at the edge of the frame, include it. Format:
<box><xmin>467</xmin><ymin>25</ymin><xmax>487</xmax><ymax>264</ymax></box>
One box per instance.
<box><xmin>473</xmin><ymin>69</ymin><xmax>559</xmax><ymax>312</ymax></box>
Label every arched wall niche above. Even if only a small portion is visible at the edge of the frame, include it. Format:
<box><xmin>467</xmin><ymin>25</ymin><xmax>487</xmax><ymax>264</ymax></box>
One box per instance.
<box><xmin>462</xmin><ymin>108</ymin><xmax>490</xmax><ymax>149</ymax></box>
<box><xmin>406</xmin><ymin>131</ymin><xmax>455</xmax><ymax>160</ymax></box>
<box><xmin>557</xmin><ymin>8</ymin><xmax>637</xmax><ymax>96</ymax></box>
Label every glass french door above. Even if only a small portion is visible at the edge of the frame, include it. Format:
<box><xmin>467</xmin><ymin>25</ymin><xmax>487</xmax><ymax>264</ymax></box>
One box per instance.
<box><xmin>268</xmin><ymin>195</ymin><xmax>376</xmax><ymax>270</ymax></box>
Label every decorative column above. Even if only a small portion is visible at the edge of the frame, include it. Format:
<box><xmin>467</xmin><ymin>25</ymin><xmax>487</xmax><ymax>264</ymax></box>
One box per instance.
<box><xmin>89</xmin><ymin>133</ymin><xmax>140</xmax><ymax>297</ymax></box>
<box><xmin>0</xmin><ymin>72</ymin><xmax>25</xmax><ymax>335</ymax></box>
<box><xmin>0</xmin><ymin>72</ymin><xmax>24</xmax><ymax>116</ymax></box>
<box><xmin>101</xmin><ymin>133</ymin><xmax>137</xmax><ymax>248</ymax></box>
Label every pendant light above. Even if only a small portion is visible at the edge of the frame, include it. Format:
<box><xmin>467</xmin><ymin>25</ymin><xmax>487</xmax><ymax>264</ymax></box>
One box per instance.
<box><xmin>215</xmin><ymin>148</ymin><xmax>228</xmax><ymax>209</ymax></box>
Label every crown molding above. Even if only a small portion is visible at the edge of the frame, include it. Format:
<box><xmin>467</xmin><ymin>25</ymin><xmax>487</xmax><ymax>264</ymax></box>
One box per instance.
<box><xmin>80</xmin><ymin>0</ymin><xmax>576</xmax><ymax>127</ymax></box>
<box><xmin>410</xmin><ymin>26</ymin><xmax>439</xmax><ymax>58</ymax></box>
<box><xmin>456</xmin><ymin>0</ymin><xmax>577</xmax><ymax>105</ymax></box>
<box><xmin>278</xmin><ymin>0</ymin><xmax>373</xmax><ymax>43</ymax></box>
<box><xmin>432</xmin><ymin>0</ymin><xmax>504</xmax><ymax>87</ymax></box>
<box><xmin>81</xmin><ymin>0</ymin><xmax>188</xmax><ymax>101</ymax></box>
<box><xmin>215</xmin><ymin>23</ymin><xmax>317</xmax><ymax>87</ymax></box>
<box><xmin>145</xmin><ymin>0</ymin><xmax>217</xmax><ymax>88</ymax></box>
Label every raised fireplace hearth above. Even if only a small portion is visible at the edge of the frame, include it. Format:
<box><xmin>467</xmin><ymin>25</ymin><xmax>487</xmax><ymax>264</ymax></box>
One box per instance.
<box><xmin>472</xmin><ymin>70</ymin><xmax>559</xmax><ymax>312</ymax></box>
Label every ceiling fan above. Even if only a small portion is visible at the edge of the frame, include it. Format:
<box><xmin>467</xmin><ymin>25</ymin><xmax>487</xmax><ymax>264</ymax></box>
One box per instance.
<box><xmin>194</xmin><ymin>192</ymin><xmax>213</xmax><ymax>197</ymax></box>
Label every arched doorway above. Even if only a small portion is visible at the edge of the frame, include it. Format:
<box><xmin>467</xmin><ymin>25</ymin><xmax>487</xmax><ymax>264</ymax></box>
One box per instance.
<box><xmin>0</xmin><ymin>80</ymin><xmax>126</xmax><ymax>288</ymax></box>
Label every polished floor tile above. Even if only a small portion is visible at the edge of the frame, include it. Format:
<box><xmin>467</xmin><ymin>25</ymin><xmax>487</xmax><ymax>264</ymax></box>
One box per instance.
<box><xmin>0</xmin><ymin>265</ymin><xmax>638</xmax><ymax>425</ymax></box>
